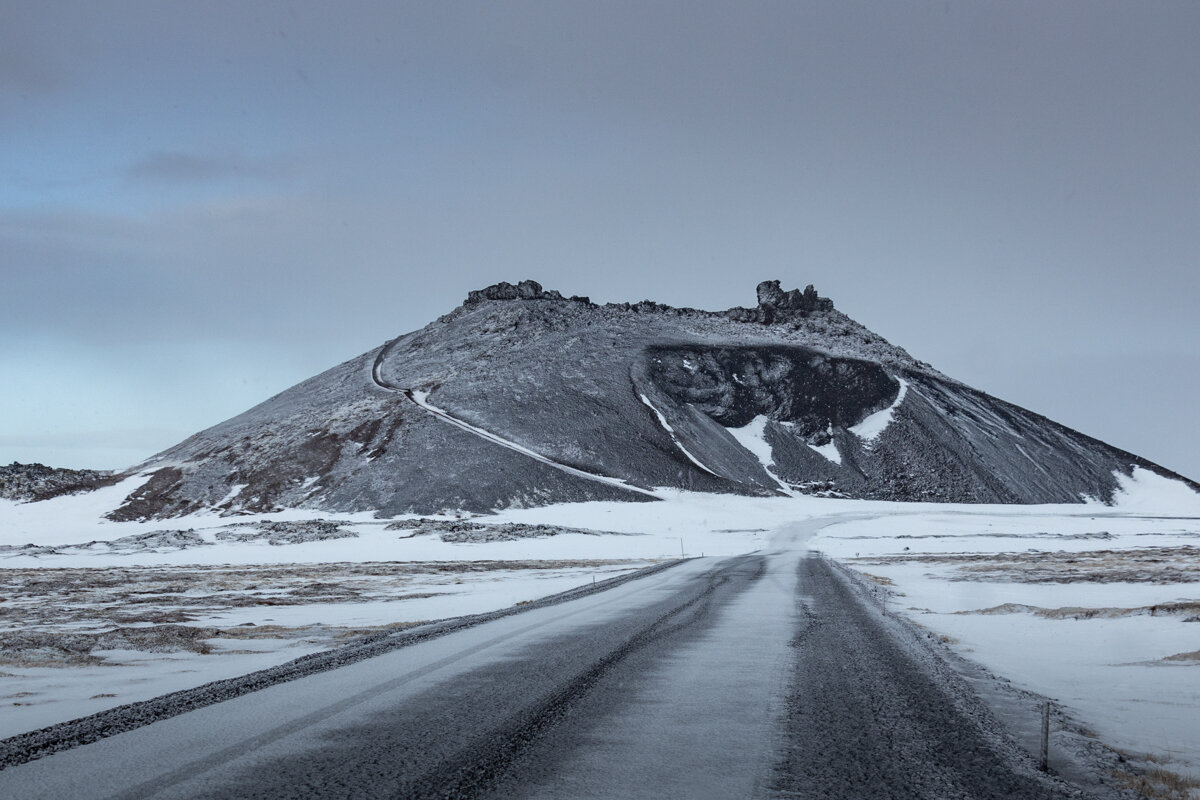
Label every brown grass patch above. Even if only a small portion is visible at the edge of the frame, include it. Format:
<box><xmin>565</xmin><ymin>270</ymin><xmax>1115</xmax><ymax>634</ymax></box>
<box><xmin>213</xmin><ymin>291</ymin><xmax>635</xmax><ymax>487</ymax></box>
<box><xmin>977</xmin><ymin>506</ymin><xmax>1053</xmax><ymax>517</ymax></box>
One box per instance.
<box><xmin>857</xmin><ymin>571</ymin><xmax>895</xmax><ymax>586</ymax></box>
<box><xmin>0</xmin><ymin>559</ymin><xmax>643</xmax><ymax>665</ymax></box>
<box><xmin>958</xmin><ymin>601</ymin><xmax>1200</xmax><ymax>620</ymax></box>
<box><xmin>855</xmin><ymin>546</ymin><xmax>1200</xmax><ymax>584</ymax></box>
<box><xmin>1113</xmin><ymin>767</ymin><xmax>1200</xmax><ymax>799</ymax></box>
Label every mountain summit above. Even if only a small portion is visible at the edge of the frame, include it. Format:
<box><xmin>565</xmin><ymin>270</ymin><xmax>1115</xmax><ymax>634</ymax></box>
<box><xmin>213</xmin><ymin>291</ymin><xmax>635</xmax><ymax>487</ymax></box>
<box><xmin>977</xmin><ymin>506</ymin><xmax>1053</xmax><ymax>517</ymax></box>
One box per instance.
<box><xmin>108</xmin><ymin>281</ymin><xmax>1195</xmax><ymax>519</ymax></box>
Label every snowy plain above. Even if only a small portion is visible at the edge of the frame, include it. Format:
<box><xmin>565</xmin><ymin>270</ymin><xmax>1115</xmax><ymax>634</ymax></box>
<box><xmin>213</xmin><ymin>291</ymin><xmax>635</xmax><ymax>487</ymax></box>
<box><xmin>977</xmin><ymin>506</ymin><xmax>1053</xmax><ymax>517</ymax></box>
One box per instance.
<box><xmin>810</xmin><ymin>469</ymin><xmax>1200</xmax><ymax>794</ymax></box>
<box><xmin>1</xmin><ymin>466</ymin><xmax>1198</xmax><ymax>793</ymax></box>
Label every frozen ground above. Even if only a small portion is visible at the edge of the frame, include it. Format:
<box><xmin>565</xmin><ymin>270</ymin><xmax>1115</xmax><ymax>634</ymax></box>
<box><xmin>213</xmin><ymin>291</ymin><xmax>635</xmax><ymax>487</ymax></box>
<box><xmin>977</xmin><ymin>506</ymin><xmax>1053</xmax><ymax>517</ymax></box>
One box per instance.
<box><xmin>0</xmin><ymin>497</ymin><xmax>680</xmax><ymax>737</ymax></box>
<box><xmin>0</xmin><ymin>483</ymin><xmax>787</xmax><ymax>739</ymax></box>
<box><xmin>811</xmin><ymin>471</ymin><xmax>1200</xmax><ymax>798</ymax></box>
<box><xmin>1</xmin><ymin>467</ymin><xmax>1198</xmax><ymax>795</ymax></box>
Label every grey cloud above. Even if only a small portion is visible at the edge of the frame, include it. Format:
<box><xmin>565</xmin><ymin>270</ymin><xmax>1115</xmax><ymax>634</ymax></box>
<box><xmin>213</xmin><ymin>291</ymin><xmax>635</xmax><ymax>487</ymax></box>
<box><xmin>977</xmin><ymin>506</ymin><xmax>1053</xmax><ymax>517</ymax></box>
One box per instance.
<box><xmin>0</xmin><ymin>1</ymin><xmax>1197</xmax><ymax>477</ymax></box>
<box><xmin>0</xmin><ymin>48</ymin><xmax>61</xmax><ymax>96</ymax></box>
<box><xmin>0</xmin><ymin>28</ymin><xmax>62</xmax><ymax>96</ymax></box>
<box><xmin>0</xmin><ymin>429</ymin><xmax>182</xmax><ymax>450</ymax></box>
<box><xmin>126</xmin><ymin>152</ymin><xmax>292</xmax><ymax>185</ymax></box>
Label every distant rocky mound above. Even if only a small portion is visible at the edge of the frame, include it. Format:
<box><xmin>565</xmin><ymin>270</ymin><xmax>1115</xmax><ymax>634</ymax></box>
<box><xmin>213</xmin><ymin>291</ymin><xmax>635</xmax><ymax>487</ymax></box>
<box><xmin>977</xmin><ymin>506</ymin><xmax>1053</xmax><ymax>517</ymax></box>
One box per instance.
<box><xmin>465</xmin><ymin>280</ymin><xmax>593</xmax><ymax>306</ymax></box>
<box><xmin>28</xmin><ymin>281</ymin><xmax>1196</xmax><ymax>520</ymax></box>
<box><xmin>0</xmin><ymin>462</ymin><xmax>114</xmax><ymax>502</ymax></box>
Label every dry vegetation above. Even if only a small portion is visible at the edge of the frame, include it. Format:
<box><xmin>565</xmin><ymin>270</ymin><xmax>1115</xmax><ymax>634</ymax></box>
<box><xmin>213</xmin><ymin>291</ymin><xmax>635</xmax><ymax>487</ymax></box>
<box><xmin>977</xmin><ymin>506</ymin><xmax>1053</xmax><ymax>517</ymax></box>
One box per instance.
<box><xmin>852</xmin><ymin>545</ymin><xmax>1200</xmax><ymax>584</ymax></box>
<box><xmin>857</xmin><ymin>572</ymin><xmax>895</xmax><ymax>586</ymax></box>
<box><xmin>0</xmin><ymin>559</ymin><xmax>638</xmax><ymax>667</ymax></box>
<box><xmin>384</xmin><ymin>518</ymin><xmax>618</xmax><ymax>542</ymax></box>
<box><xmin>1113</xmin><ymin>766</ymin><xmax>1200</xmax><ymax>800</ymax></box>
<box><xmin>956</xmin><ymin>601</ymin><xmax>1200</xmax><ymax>621</ymax></box>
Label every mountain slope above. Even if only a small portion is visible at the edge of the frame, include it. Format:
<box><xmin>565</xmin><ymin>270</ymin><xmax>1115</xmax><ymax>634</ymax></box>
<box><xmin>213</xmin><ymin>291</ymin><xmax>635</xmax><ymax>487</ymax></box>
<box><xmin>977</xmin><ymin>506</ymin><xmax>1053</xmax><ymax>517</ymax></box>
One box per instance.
<box><xmin>104</xmin><ymin>281</ymin><xmax>1196</xmax><ymax>519</ymax></box>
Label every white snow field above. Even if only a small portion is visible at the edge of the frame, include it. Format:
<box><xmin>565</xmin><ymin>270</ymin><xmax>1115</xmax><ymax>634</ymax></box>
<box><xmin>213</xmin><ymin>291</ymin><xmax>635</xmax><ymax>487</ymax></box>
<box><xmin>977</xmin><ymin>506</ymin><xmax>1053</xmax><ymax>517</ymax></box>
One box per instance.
<box><xmin>2</xmin><ymin>467</ymin><xmax>1198</xmax><ymax>793</ymax></box>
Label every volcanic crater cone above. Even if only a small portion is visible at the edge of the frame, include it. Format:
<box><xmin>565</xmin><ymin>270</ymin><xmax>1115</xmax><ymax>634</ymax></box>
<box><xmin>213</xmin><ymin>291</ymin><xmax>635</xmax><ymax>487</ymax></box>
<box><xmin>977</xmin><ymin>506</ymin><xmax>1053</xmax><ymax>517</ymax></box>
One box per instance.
<box><xmin>107</xmin><ymin>280</ymin><xmax>1196</xmax><ymax>519</ymax></box>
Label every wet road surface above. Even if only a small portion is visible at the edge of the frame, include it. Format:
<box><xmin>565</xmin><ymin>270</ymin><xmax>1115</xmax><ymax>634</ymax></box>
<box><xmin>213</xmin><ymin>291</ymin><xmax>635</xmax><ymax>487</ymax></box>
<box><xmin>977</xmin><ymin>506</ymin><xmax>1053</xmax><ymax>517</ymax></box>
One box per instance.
<box><xmin>0</xmin><ymin>521</ymin><xmax>1077</xmax><ymax>799</ymax></box>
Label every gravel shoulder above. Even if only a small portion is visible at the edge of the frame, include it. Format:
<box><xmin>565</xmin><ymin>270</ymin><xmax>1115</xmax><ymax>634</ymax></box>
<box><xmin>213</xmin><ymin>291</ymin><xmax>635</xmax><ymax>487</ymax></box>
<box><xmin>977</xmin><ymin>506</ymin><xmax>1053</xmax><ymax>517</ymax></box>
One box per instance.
<box><xmin>775</xmin><ymin>556</ymin><xmax>1090</xmax><ymax>799</ymax></box>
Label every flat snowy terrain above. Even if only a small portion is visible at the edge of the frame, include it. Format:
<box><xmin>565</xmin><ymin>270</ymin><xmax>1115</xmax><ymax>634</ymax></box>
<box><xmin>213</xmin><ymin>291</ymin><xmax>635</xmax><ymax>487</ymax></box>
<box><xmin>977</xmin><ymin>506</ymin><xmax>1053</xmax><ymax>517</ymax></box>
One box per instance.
<box><xmin>811</xmin><ymin>474</ymin><xmax>1200</xmax><ymax>798</ymax></box>
<box><xmin>2</xmin><ymin>467</ymin><xmax>1198</xmax><ymax>796</ymax></box>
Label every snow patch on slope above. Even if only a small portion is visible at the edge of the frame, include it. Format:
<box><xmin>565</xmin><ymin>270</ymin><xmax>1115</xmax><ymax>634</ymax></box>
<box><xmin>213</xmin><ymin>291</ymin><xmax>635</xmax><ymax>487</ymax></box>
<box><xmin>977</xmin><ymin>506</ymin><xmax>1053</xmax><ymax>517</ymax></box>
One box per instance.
<box><xmin>727</xmin><ymin>416</ymin><xmax>773</xmax><ymax>466</ymax></box>
<box><xmin>777</xmin><ymin>421</ymin><xmax>842</xmax><ymax>465</ymax></box>
<box><xmin>638</xmin><ymin>395</ymin><xmax>718</xmax><ymax>476</ymax></box>
<box><xmin>850</xmin><ymin>378</ymin><xmax>908</xmax><ymax>446</ymax></box>
<box><xmin>728</xmin><ymin>416</ymin><xmax>795</xmax><ymax>494</ymax></box>
<box><xmin>215</xmin><ymin>483</ymin><xmax>248</xmax><ymax>508</ymax></box>
<box><xmin>809</xmin><ymin>440</ymin><xmax>842</xmax><ymax>465</ymax></box>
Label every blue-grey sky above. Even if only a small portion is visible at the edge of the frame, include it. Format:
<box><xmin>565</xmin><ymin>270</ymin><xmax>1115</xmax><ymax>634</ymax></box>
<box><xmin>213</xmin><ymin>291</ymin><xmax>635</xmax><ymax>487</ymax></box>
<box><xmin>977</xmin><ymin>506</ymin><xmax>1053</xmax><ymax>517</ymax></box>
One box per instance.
<box><xmin>3</xmin><ymin>1</ymin><xmax>1198</xmax><ymax>480</ymax></box>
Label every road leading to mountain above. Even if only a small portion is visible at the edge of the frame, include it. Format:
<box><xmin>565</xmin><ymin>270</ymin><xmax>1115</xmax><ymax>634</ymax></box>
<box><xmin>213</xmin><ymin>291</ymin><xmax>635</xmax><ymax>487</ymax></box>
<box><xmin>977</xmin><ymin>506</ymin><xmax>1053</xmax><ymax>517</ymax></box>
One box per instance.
<box><xmin>0</xmin><ymin>519</ymin><xmax>1079</xmax><ymax>799</ymax></box>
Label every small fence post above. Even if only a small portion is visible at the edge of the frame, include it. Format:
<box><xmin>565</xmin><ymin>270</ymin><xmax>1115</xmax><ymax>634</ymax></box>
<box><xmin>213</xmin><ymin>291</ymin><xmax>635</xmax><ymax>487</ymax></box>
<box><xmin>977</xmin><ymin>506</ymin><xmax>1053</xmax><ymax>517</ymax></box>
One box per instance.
<box><xmin>1040</xmin><ymin>701</ymin><xmax>1050</xmax><ymax>772</ymax></box>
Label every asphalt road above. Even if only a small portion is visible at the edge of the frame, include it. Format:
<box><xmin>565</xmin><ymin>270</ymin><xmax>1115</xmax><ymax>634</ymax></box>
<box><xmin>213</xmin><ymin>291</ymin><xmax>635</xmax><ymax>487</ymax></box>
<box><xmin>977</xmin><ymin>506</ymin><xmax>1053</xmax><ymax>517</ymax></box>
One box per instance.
<box><xmin>0</xmin><ymin>523</ymin><xmax>1078</xmax><ymax>799</ymax></box>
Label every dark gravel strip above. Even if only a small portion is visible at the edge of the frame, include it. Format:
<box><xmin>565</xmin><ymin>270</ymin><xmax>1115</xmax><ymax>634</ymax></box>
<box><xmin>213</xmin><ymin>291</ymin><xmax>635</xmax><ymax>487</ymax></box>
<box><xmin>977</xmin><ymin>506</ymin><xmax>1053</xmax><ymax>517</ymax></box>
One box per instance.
<box><xmin>0</xmin><ymin>558</ymin><xmax>685</xmax><ymax>771</ymax></box>
<box><xmin>773</xmin><ymin>555</ymin><xmax>1081</xmax><ymax>800</ymax></box>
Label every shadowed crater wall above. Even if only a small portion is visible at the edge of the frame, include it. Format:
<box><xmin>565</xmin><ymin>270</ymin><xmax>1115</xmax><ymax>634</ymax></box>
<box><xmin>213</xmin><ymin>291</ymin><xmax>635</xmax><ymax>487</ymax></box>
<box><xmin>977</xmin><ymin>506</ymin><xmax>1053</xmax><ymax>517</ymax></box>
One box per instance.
<box><xmin>645</xmin><ymin>345</ymin><xmax>899</xmax><ymax>441</ymax></box>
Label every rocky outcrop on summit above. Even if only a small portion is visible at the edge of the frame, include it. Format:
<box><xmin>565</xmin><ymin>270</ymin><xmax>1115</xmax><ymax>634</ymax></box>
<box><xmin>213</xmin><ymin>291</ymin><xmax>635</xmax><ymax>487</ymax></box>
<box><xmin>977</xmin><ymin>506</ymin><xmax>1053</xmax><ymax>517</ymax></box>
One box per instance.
<box><xmin>75</xmin><ymin>280</ymin><xmax>1196</xmax><ymax>520</ymax></box>
<box><xmin>465</xmin><ymin>280</ymin><xmax>593</xmax><ymax>306</ymax></box>
<box><xmin>755</xmin><ymin>280</ymin><xmax>834</xmax><ymax>313</ymax></box>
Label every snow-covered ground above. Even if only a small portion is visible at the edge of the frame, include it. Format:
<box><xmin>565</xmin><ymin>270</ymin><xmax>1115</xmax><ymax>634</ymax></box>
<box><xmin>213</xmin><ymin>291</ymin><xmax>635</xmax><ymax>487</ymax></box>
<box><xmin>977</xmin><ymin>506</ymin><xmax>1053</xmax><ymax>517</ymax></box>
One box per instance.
<box><xmin>2</xmin><ymin>467</ymin><xmax>1198</xmax><ymax>794</ymax></box>
<box><xmin>0</xmin><ymin>484</ymin><xmax>781</xmax><ymax>738</ymax></box>
<box><xmin>810</xmin><ymin>470</ymin><xmax>1200</xmax><ymax>795</ymax></box>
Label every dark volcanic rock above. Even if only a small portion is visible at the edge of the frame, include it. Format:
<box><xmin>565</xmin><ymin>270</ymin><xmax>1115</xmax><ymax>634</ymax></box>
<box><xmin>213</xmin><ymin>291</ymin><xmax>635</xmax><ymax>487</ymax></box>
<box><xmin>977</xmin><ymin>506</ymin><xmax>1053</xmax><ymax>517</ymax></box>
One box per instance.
<box><xmin>51</xmin><ymin>280</ymin><xmax>1195</xmax><ymax>520</ymax></box>
<box><xmin>213</xmin><ymin>520</ymin><xmax>357</xmax><ymax>545</ymax></box>
<box><xmin>0</xmin><ymin>462</ymin><xmax>115</xmax><ymax>502</ymax></box>
<box><xmin>755</xmin><ymin>280</ymin><xmax>834</xmax><ymax>313</ymax></box>
<box><xmin>107</xmin><ymin>467</ymin><xmax>193</xmax><ymax>521</ymax></box>
<box><xmin>467</xmin><ymin>280</ymin><xmax>564</xmax><ymax>304</ymax></box>
<box><xmin>645</xmin><ymin>345</ymin><xmax>896</xmax><ymax>434</ymax></box>
<box><xmin>464</xmin><ymin>279</ymin><xmax>596</xmax><ymax>307</ymax></box>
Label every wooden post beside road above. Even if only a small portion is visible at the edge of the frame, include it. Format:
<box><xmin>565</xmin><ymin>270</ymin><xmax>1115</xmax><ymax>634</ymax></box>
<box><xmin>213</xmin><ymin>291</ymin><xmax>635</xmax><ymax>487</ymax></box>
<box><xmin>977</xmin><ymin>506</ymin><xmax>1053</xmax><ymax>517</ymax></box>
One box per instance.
<box><xmin>1040</xmin><ymin>701</ymin><xmax>1050</xmax><ymax>772</ymax></box>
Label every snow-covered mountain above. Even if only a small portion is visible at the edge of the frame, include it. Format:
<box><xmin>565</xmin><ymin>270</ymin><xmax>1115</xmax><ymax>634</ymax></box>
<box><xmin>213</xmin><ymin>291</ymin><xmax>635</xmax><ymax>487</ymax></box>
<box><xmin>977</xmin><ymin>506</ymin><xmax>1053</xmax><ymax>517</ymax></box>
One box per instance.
<box><xmin>95</xmin><ymin>281</ymin><xmax>1197</xmax><ymax>519</ymax></box>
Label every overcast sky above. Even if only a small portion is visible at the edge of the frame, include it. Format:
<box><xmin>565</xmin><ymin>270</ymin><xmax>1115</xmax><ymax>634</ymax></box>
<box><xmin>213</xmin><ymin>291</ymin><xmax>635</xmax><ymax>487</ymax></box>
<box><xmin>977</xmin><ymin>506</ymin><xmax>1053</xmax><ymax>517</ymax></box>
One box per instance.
<box><xmin>3</xmin><ymin>1</ymin><xmax>1198</xmax><ymax>481</ymax></box>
